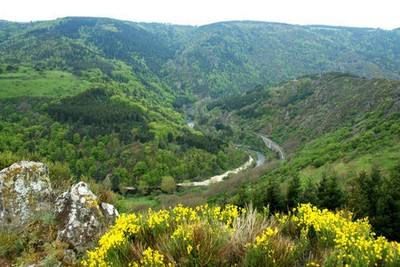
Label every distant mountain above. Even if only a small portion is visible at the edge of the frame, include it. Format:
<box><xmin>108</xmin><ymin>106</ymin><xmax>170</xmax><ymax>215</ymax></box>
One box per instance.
<box><xmin>0</xmin><ymin>17</ymin><xmax>399</xmax><ymax>96</ymax></box>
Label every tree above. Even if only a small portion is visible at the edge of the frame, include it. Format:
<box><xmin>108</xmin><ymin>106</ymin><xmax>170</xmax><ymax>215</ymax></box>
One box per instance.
<box><xmin>299</xmin><ymin>177</ymin><xmax>318</xmax><ymax>205</ymax></box>
<box><xmin>111</xmin><ymin>167</ymin><xmax>131</xmax><ymax>192</ymax></box>
<box><xmin>160</xmin><ymin>176</ymin><xmax>176</xmax><ymax>194</ymax></box>
<box><xmin>133</xmin><ymin>161</ymin><xmax>148</xmax><ymax>181</ymax></box>
<box><xmin>347</xmin><ymin>170</ymin><xmax>370</xmax><ymax>216</ymax></box>
<box><xmin>286</xmin><ymin>174</ymin><xmax>301</xmax><ymax>209</ymax></box>
<box><xmin>347</xmin><ymin>166</ymin><xmax>383</xmax><ymax>219</ymax></box>
<box><xmin>138</xmin><ymin>180</ymin><xmax>149</xmax><ymax>195</ymax></box>
<box><xmin>263</xmin><ymin>178</ymin><xmax>284</xmax><ymax>213</ymax></box>
<box><xmin>6</xmin><ymin>64</ymin><xmax>18</xmax><ymax>72</ymax></box>
<box><xmin>217</xmin><ymin>150</ymin><xmax>228</xmax><ymax>170</ymax></box>
<box><xmin>374</xmin><ymin>163</ymin><xmax>400</xmax><ymax>241</ymax></box>
<box><xmin>317</xmin><ymin>173</ymin><xmax>345</xmax><ymax>210</ymax></box>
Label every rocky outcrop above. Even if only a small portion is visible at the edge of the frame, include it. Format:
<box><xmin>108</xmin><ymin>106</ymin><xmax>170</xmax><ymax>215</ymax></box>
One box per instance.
<box><xmin>0</xmin><ymin>161</ymin><xmax>53</xmax><ymax>224</ymax></box>
<box><xmin>54</xmin><ymin>182</ymin><xmax>118</xmax><ymax>251</ymax></box>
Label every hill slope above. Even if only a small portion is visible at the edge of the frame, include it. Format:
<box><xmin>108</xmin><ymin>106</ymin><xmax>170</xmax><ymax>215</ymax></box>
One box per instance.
<box><xmin>203</xmin><ymin>73</ymin><xmax>400</xmax><ymax>239</ymax></box>
<box><xmin>1</xmin><ymin>17</ymin><xmax>399</xmax><ymax>96</ymax></box>
<box><xmin>206</xmin><ymin>73</ymin><xmax>400</xmax><ymax>149</ymax></box>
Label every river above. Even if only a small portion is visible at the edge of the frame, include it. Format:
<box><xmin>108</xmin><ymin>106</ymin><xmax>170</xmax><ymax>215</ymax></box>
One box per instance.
<box><xmin>182</xmin><ymin>111</ymin><xmax>280</xmax><ymax>186</ymax></box>
<box><xmin>255</xmin><ymin>151</ymin><xmax>266</xmax><ymax>167</ymax></box>
<box><xmin>178</xmin><ymin>156</ymin><xmax>254</xmax><ymax>187</ymax></box>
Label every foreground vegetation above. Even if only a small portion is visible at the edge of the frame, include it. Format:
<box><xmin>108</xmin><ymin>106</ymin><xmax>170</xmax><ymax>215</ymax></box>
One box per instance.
<box><xmin>83</xmin><ymin>203</ymin><xmax>400</xmax><ymax>266</ymax></box>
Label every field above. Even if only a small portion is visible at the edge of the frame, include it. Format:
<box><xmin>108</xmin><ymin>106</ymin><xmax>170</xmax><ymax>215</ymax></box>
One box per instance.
<box><xmin>116</xmin><ymin>196</ymin><xmax>160</xmax><ymax>213</ymax></box>
<box><xmin>0</xmin><ymin>65</ymin><xmax>90</xmax><ymax>98</ymax></box>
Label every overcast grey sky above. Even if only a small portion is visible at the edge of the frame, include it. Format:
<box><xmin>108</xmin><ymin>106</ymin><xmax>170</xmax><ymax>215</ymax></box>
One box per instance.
<box><xmin>1</xmin><ymin>0</ymin><xmax>398</xmax><ymax>29</ymax></box>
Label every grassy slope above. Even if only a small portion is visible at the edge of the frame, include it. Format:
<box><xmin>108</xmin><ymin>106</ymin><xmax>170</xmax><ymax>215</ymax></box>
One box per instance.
<box><xmin>300</xmin><ymin>141</ymin><xmax>400</xmax><ymax>184</ymax></box>
<box><xmin>0</xmin><ymin>65</ymin><xmax>90</xmax><ymax>97</ymax></box>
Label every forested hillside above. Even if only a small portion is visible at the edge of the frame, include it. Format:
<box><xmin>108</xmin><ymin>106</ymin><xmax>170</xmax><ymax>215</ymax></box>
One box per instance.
<box><xmin>1</xmin><ymin>17</ymin><xmax>400</xmax><ymax>96</ymax></box>
<box><xmin>203</xmin><ymin>73</ymin><xmax>400</xmax><ymax>239</ymax></box>
<box><xmin>205</xmin><ymin>73</ymin><xmax>400</xmax><ymax>148</ymax></box>
<box><xmin>1</xmin><ymin>17</ymin><xmax>400</xmax><ymax>266</ymax></box>
<box><xmin>1</xmin><ymin>16</ymin><xmax>399</xmax><ymax>217</ymax></box>
<box><xmin>1</xmin><ymin>15</ymin><xmax>399</xmax><ymax>219</ymax></box>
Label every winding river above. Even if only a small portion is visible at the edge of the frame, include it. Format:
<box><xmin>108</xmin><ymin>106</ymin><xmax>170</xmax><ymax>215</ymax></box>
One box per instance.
<box><xmin>178</xmin><ymin>134</ymin><xmax>285</xmax><ymax>187</ymax></box>
<box><xmin>182</xmin><ymin>112</ymin><xmax>284</xmax><ymax>186</ymax></box>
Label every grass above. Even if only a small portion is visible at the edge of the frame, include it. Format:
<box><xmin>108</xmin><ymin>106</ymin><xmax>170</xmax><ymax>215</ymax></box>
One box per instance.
<box><xmin>0</xmin><ymin>210</ymin><xmax>66</xmax><ymax>266</ymax></box>
<box><xmin>0</xmin><ymin>66</ymin><xmax>90</xmax><ymax>98</ymax></box>
<box><xmin>116</xmin><ymin>196</ymin><xmax>160</xmax><ymax>213</ymax></box>
<box><xmin>299</xmin><ymin>141</ymin><xmax>400</xmax><ymax>184</ymax></box>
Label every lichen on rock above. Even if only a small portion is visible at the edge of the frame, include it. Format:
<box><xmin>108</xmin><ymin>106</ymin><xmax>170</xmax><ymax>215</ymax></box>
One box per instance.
<box><xmin>0</xmin><ymin>161</ymin><xmax>53</xmax><ymax>224</ymax></box>
<box><xmin>54</xmin><ymin>181</ymin><xmax>118</xmax><ymax>251</ymax></box>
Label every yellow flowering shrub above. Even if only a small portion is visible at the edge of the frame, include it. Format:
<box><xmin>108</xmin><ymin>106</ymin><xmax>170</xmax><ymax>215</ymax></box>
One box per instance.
<box><xmin>82</xmin><ymin>203</ymin><xmax>400</xmax><ymax>266</ymax></box>
<box><xmin>293</xmin><ymin>203</ymin><xmax>400</xmax><ymax>266</ymax></box>
<box><xmin>83</xmin><ymin>204</ymin><xmax>245</xmax><ymax>266</ymax></box>
<box><xmin>82</xmin><ymin>213</ymin><xmax>141</xmax><ymax>267</ymax></box>
<box><xmin>130</xmin><ymin>247</ymin><xmax>171</xmax><ymax>267</ymax></box>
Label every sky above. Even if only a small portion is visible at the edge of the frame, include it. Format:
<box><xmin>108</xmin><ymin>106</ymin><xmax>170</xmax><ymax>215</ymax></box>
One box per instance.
<box><xmin>1</xmin><ymin>0</ymin><xmax>398</xmax><ymax>30</ymax></box>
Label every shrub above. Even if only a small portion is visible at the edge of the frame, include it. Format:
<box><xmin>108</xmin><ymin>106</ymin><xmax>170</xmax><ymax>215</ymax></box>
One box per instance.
<box><xmin>82</xmin><ymin>204</ymin><xmax>400</xmax><ymax>266</ymax></box>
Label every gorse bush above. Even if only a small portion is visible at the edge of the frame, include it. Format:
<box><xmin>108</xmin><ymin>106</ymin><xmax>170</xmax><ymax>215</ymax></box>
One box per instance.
<box><xmin>83</xmin><ymin>204</ymin><xmax>400</xmax><ymax>266</ymax></box>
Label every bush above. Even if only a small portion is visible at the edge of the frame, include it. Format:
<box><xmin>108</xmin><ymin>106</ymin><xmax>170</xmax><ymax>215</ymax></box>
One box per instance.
<box><xmin>82</xmin><ymin>204</ymin><xmax>400</xmax><ymax>266</ymax></box>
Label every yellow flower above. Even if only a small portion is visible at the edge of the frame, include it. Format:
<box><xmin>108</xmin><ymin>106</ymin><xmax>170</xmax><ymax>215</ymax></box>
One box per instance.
<box><xmin>187</xmin><ymin>244</ymin><xmax>193</xmax><ymax>255</ymax></box>
<box><xmin>141</xmin><ymin>247</ymin><xmax>165</xmax><ymax>266</ymax></box>
<box><xmin>254</xmin><ymin>227</ymin><xmax>278</xmax><ymax>247</ymax></box>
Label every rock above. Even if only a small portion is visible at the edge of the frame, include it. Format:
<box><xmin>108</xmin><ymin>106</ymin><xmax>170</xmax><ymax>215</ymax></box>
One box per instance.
<box><xmin>62</xmin><ymin>249</ymin><xmax>77</xmax><ymax>265</ymax></box>
<box><xmin>54</xmin><ymin>182</ymin><xmax>118</xmax><ymax>251</ymax></box>
<box><xmin>0</xmin><ymin>161</ymin><xmax>53</xmax><ymax>224</ymax></box>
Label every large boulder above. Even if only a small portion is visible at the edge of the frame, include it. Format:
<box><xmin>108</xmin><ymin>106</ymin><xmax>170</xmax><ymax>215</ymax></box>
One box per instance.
<box><xmin>54</xmin><ymin>182</ymin><xmax>118</xmax><ymax>251</ymax></box>
<box><xmin>0</xmin><ymin>161</ymin><xmax>53</xmax><ymax>224</ymax></box>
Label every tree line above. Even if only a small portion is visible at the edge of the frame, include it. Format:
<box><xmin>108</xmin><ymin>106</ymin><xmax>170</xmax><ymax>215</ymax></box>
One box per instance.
<box><xmin>231</xmin><ymin>165</ymin><xmax>400</xmax><ymax>241</ymax></box>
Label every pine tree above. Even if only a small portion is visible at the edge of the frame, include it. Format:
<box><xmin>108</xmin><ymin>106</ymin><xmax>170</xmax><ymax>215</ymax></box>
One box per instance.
<box><xmin>263</xmin><ymin>178</ymin><xmax>284</xmax><ymax>213</ymax></box>
<box><xmin>317</xmin><ymin>173</ymin><xmax>345</xmax><ymax>210</ymax></box>
<box><xmin>347</xmin><ymin>170</ymin><xmax>371</xmax><ymax>217</ymax></box>
<box><xmin>375</xmin><ymin>163</ymin><xmax>400</xmax><ymax>241</ymax></box>
<box><xmin>286</xmin><ymin>174</ymin><xmax>301</xmax><ymax>209</ymax></box>
<box><xmin>299</xmin><ymin>177</ymin><xmax>318</xmax><ymax>205</ymax></box>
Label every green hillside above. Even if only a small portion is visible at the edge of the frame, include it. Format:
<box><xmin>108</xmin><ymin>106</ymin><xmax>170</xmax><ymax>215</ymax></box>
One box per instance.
<box><xmin>0</xmin><ymin>17</ymin><xmax>399</xmax><ymax>213</ymax></box>
<box><xmin>0</xmin><ymin>16</ymin><xmax>399</xmax><ymax>226</ymax></box>
<box><xmin>0</xmin><ymin>64</ymin><xmax>90</xmax><ymax>97</ymax></box>
<box><xmin>1</xmin><ymin>18</ymin><xmax>400</xmax><ymax>96</ymax></box>
<box><xmin>203</xmin><ymin>73</ymin><xmax>400</xmax><ymax>239</ymax></box>
<box><xmin>205</xmin><ymin>73</ymin><xmax>400</xmax><ymax>148</ymax></box>
<box><xmin>0</xmin><ymin>17</ymin><xmax>400</xmax><ymax>266</ymax></box>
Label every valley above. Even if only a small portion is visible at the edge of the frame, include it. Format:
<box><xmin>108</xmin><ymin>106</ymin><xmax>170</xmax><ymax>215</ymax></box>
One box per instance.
<box><xmin>0</xmin><ymin>17</ymin><xmax>399</xmax><ymax>266</ymax></box>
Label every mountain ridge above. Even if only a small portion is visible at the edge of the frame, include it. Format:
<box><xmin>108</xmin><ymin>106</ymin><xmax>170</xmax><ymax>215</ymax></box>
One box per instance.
<box><xmin>1</xmin><ymin>17</ymin><xmax>399</xmax><ymax>96</ymax></box>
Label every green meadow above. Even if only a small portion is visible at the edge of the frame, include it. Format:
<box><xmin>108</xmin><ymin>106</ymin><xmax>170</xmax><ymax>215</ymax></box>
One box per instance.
<box><xmin>0</xmin><ymin>66</ymin><xmax>90</xmax><ymax>97</ymax></box>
